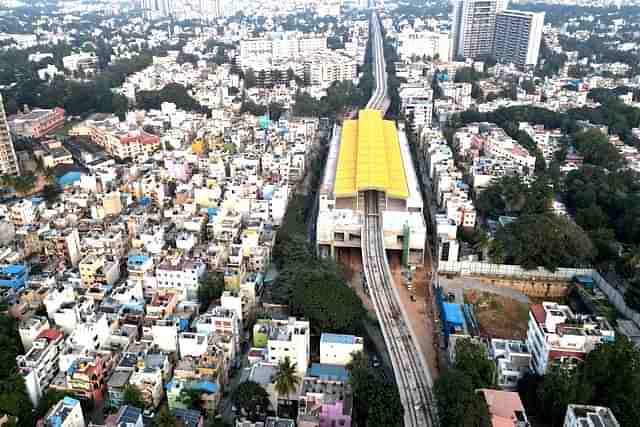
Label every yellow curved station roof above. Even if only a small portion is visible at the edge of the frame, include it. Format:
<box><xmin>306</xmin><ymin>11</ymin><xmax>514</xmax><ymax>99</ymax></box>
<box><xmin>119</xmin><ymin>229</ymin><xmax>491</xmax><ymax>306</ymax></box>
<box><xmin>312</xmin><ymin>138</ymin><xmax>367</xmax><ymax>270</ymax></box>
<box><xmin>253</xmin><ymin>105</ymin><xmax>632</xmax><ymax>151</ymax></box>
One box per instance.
<box><xmin>334</xmin><ymin>109</ymin><xmax>409</xmax><ymax>199</ymax></box>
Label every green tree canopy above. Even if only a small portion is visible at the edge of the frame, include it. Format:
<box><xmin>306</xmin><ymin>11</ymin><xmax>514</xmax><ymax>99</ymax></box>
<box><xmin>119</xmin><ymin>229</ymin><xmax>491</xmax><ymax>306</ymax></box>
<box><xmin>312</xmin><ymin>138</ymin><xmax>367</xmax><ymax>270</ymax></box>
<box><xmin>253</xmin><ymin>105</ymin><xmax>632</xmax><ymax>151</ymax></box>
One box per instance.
<box><xmin>231</xmin><ymin>381</ymin><xmax>270</xmax><ymax>422</ymax></box>
<box><xmin>537</xmin><ymin>364</ymin><xmax>593</xmax><ymax>426</ymax></box>
<box><xmin>198</xmin><ymin>272</ymin><xmax>225</xmax><ymax>312</ymax></box>
<box><xmin>453</xmin><ymin>338</ymin><xmax>495</xmax><ymax>389</ymax></box>
<box><xmin>495</xmin><ymin>213</ymin><xmax>595</xmax><ymax>270</ymax></box>
<box><xmin>349</xmin><ymin>359</ymin><xmax>404</xmax><ymax>427</ymax></box>
<box><xmin>582</xmin><ymin>337</ymin><xmax>640</xmax><ymax>427</ymax></box>
<box><xmin>122</xmin><ymin>384</ymin><xmax>145</xmax><ymax>409</ymax></box>
<box><xmin>272</xmin><ymin>356</ymin><xmax>301</xmax><ymax>401</ymax></box>
<box><xmin>434</xmin><ymin>369</ymin><xmax>491</xmax><ymax>427</ymax></box>
<box><xmin>156</xmin><ymin>407</ymin><xmax>177</xmax><ymax>427</ymax></box>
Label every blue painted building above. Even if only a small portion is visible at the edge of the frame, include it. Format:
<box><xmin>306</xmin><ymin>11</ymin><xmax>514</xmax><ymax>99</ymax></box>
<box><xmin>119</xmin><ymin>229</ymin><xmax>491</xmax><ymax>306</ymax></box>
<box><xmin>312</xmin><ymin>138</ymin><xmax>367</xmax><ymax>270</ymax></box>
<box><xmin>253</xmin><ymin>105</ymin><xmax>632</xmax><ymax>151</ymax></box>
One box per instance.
<box><xmin>0</xmin><ymin>264</ymin><xmax>29</xmax><ymax>289</ymax></box>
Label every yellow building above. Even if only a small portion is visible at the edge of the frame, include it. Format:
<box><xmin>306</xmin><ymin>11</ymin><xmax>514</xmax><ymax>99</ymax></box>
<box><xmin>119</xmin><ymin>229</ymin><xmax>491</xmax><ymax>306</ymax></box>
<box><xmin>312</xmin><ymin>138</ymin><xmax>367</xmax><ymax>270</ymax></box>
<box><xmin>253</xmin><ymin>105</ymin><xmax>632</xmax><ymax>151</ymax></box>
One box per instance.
<box><xmin>333</xmin><ymin>109</ymin><xmax>408</xmax><ymax>210</ymax></box>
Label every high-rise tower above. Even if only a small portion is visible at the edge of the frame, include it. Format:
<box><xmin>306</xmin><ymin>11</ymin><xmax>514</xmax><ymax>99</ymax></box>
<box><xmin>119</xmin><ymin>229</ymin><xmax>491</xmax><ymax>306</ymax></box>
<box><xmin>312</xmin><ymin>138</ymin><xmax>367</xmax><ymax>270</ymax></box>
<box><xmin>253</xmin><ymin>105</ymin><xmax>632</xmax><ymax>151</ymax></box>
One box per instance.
<box><xmin>493</xmin><ymin>10</ymin><xmax>545</xmax><ymax>66</ymax></box>
<box><xmin>0</xmin><ymin>94</ymin><xmax>20</xmax><ymax>176</ymax></box>
<box><xmin>451</xmin><ymin>0</ymin><xmax>499</xmax><ymax>60</ymax></box>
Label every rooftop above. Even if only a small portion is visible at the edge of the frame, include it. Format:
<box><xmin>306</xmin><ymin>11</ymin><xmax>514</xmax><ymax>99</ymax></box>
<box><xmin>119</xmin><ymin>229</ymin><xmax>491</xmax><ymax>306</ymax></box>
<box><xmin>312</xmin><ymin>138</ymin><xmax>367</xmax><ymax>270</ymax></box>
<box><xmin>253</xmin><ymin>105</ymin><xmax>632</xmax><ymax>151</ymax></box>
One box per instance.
<box><xmin>334</xmin><ymin>109</ymin><xmax>408</xmax><ymax>199</ymax></box>
<box><xmin>320</xmin><ymin>333</ymin><xmax>362</xmax><ymax>346</ymax></box>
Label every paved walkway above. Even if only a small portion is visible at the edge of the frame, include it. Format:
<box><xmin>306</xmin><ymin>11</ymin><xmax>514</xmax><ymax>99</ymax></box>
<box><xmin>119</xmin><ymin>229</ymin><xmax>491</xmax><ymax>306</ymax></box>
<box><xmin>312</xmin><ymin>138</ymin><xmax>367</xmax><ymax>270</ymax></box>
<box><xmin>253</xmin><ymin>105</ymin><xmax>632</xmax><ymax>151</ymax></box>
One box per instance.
<box><xmin>438</xmin><ymin>276</ymin><xmax>531</xmax><ymax>304</ymax></box>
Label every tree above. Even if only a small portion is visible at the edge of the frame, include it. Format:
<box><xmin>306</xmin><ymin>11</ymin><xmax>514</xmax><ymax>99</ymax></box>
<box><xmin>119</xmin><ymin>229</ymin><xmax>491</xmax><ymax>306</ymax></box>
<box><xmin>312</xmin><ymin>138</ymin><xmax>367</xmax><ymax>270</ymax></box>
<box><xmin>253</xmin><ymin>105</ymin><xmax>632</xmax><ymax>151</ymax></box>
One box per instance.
<box><xmin>573</xmin><ymin>129</ymin><xmax>623</xmax><ymax>170</ymax></box>
<box><xmin>454</xmin><ymin>67</ymin><xmax>484</xmax><ymax>83</ymax></box>
<box><xmin>42</xmin><ymin>184</ymin><xmax>61</xmax><ymax>204</ymax></box>
<box><xmin>44</xmin><ymin>167</ymin><xmax>56</xmax><ymax>185</ymax></box>
<box><xmin>12</xmin><ymin>174</ymin><xmax>37</xmax><ymax>195</ymax></box>
<box><xmin>434</xmin><ymin>369</ymin><xmax>491</xmax><ymax>427</ymax></box>
<box><xmin>453</xmin><ymin>338</ymin><xmax>495</xmax><ymax>389</ymax></box>
<box><xmin>180</xmin><ymin>388</ymin><xmax>202</xmax><ymax>411</ymax></box>
<box><xmin>537</xmin><ymin>364</ymin><xmax>592</xmax><ymax>426</ymax></box>
<box><xmin>349</xmin><ymin>360</ymin><xmax>404</xmax><ymax>427</ymax></box>
<box><xmin>231</xmin><ymin>381</ymin><xmax>270</xmax><ymax>422</ymax></box>
<box><xmin>156</xmin><ymin>407</ymin><xmax>177</xmax><ymax>427</ymax></box>
<box><xmin>244</xmin><ymin>69</ymin><xmax>257</xmax><ymax>89</ymax></box>
<box><xmin>122</xmin><ymin>384</ymin><xmax>145</xmax><ymax>409</ymax></box>
<box><xmin>272</xmin><ymin>357</ymin><xmax>301</xmax><ymax>416</ymax></box>
<box><xmin>576</xmin><ymin>205</ymin><xmax>608</xmax><ymax>231</ymax></box>
<box><xmin>495</xmin><ymin>213</ymin><xmax>595</xmax><ymax>271</ymax></box>
<box><xmin>582</xmin><ymin>337</ymin><xmax>640</xmax><ymax>427</ymax></box>
<box><xmin>0</xmin><ymin>373</ymin><xmax>35</xmax><ymax>426</ymax></box>
<box><xmin>198</xmin><ymin>272</ymin><xmax>224</xmax><ymax>312</ymax></box>
<box><xmin>346</xmin><ymin>351</ymin><xmax>369</xmax><ymax>373</ymax></box>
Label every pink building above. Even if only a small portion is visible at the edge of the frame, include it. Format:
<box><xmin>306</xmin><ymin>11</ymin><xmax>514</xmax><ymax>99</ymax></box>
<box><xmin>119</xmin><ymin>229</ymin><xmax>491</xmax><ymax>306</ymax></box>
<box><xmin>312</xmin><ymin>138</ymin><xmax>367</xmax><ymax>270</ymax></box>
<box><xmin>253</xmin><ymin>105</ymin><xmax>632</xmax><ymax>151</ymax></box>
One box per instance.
<box><xmin>298</xmin><ymin>373</ymin><xmax>352</xmax><ymax>427</ymax></box>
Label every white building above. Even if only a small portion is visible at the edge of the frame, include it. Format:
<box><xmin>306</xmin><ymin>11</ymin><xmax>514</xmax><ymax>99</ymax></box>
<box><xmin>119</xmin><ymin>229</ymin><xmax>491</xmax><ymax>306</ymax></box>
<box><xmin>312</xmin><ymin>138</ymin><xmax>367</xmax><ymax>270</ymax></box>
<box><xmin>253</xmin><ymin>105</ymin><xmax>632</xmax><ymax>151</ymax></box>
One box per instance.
<box><xmin>43</xmin><ymin>396</ymin><xmax>86</xmax><ymax>427</ymax></box>
<box><xmin>526</xmin><ymin>302</ymin><xmax>615</xmax><ymax>375</ymax></box>
<box><xmin>151</xmin><ymin>318</ymin><xmax>180</xmax><ymax>353</ymax></box>
<box><xmin>155</xmin><ymin>255</ymin><xmax>206</xmax><ymax>300</ymax></box>
<box><xmin>490</xmin><ymin>338</ymin><xmax>531</xmax><ymax>390</ymax></box>
<box><xmin>10</xmin><ymin>199</ymin><xmax>37</xmax><ymax>226</ymax></box>
<box><xmin>493</xmin><ymin>10</ymin><xmax>545</xmax><ymax>66</ymax></box>
<box><xmin>304</xmin><ymin>51</ymin><xmax>358</xmax><ymax>87</ymax></box>
<box><xmin>17</xmin><ymin>328</ymin><xmax>65</xmax><ymax>406</ymax></box>
<box><xmin>563</xmin><ymin>404</ymin><xmax>619</xmax><ymax>427</ymax></box>
<box><xmin>19</xmin><ymin>315</ymin><xmax>50</xmax><ymax>351</ymax></box>
<box><xmin>400</xmin><ymin>86</ymin><xmax>434</xmax><ymax>133</ymax></box>
<box><xmin>397</xmin><ymin>30</ymin><xmax>450</xmax><ymax>61</ymax></box>
<box><xmin>62</xmin><ymin>52</ymin><xmax>98</xmax><ymax>73</ymax></box>
<box><xmin>179</xmin><ymin>332</ymin><xmax>210</xmax><ymax>358</ymax></box>
<box><xmin>266</xmin><ymin>317</ymin><xmax>310</xmax><ymax>375</ymax></box>
<box><xmin>240</xmin><ymin>35</ymin><xmax>327</xmax><ymax>66</ymax></box>
<box><xmin>129</xmin><ymin>367</ymin><xmax>164</xmax><ymax>409</ymax></box>
<box><xmin>319</xmin><ymin>333</ymin><xmax>364</xmax><ymax>366</ymax></box>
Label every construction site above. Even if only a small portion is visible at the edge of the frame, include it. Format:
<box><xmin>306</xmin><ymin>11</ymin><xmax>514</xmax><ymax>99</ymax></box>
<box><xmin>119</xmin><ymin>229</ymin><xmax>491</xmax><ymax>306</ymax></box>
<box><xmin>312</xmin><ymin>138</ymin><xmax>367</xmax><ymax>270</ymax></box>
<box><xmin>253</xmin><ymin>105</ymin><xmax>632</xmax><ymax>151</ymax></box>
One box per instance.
<box><xmin>316</xmin><ymin>109</ymin><xmax>427</xmax><ymax>266</ymax></box>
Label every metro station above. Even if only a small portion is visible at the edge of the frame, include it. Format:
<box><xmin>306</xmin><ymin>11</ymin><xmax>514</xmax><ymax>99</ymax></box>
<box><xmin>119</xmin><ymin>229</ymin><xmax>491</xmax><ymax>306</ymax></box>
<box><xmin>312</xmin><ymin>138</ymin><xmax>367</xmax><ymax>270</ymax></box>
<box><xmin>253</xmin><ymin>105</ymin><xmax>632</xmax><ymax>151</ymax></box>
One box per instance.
<box><xmin>316</xmin><ymin>109</ymin><xmax>427</xmax><ymax>265</ymax></box>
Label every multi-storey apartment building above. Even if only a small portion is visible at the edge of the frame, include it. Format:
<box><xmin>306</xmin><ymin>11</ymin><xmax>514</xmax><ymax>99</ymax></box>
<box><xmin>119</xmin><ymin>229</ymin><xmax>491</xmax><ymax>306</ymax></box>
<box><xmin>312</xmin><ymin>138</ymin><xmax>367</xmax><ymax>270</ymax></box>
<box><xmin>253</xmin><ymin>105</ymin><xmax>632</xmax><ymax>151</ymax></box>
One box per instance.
<box><xmin>155</xmin><ymin>254</ymin><xmax>206</xmax><ymax>300</ymax></box>
<box><xmin>397</xmin><ymin>30</ymin><xmax>451</xmax><ymax>61</ymax></box>
<box><xmin>41</xmin><ymin>396</ymin><xmax>86</xmax><ymax>427</ymax></box>
<box><xmin>8</xmin><ymin>107</ymin><xmax>65</xmax><ymax>138</ymax></box>
<box><xmin>17</xmin><ymin>328</ymin><xmax>65</xmax><ymax>406</ymax></box>
<box><xmin>0</xmin><ymin>93</ymin><xmax>19</xmax><ymax>175</ymax></box>
<box><xmin>526</xmin><ymin>302</ymin><xmax>615</xmax><ymax>375</ymax></box>
<box><xmin>266</xmin><ymin>317</ymin><xmax>310</xmax><ymax>375</ymax></box>
<box><xmin>493</xmin><ymin>10</ymin><xmax>545</xmax><ymax>66</ymax></box>
<box><xmin>19</xmin><ymin>315</ymin><xmax>50</xmax><ymax>351</ymax></box>
<box><xmin>452</xmin><ymin>0</ymin><xmax>500</xmax><ymax>59</ymax></box>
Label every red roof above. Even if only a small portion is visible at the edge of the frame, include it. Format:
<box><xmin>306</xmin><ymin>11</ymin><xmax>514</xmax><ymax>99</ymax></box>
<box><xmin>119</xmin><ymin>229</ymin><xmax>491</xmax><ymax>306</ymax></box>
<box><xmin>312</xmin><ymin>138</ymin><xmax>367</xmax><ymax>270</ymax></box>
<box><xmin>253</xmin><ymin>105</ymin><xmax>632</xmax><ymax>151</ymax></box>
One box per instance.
<box><xmin>530</xmin><ymin>304</ymin><xmax>545</xmax><ymax>325</ymax></box>
<box><xmin>37</xmin><ymin>328</ymin><xmax>63</xmax><ymax>342</ymax></box>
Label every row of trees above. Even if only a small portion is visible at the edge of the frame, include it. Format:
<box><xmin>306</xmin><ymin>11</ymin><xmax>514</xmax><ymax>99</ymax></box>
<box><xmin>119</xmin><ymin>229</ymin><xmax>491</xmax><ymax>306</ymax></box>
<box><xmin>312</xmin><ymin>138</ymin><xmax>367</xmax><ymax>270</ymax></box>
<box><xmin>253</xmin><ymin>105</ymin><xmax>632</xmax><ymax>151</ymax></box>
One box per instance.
<box><xmin>292</xmin><ymin>81</ymin><xmax>368</xmax><ymax>119</ymax></box>
<box><xmin>273</xmin><ymin>194</ymin><xmax>366</xmax><ymax>335</ymax></box>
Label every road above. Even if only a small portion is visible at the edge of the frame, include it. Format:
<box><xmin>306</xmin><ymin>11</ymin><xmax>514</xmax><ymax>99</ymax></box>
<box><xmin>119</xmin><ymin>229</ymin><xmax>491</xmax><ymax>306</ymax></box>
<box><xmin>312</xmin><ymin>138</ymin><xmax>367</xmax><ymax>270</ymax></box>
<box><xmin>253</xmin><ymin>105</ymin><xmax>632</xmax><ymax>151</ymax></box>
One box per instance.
<box><xmin>361</xmin><ymin>8</ymin><xmax>438</xmax><ymax>427</ymax></box>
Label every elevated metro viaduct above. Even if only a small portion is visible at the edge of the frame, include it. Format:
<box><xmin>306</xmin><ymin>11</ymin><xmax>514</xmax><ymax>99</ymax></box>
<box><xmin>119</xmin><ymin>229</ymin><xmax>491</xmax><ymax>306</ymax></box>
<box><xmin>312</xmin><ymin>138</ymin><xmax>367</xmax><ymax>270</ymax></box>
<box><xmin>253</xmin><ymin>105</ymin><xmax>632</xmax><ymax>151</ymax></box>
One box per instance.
<box><xmin>316</xmin><ymin>109</ymin><xmax>426</xmax><ymax>265</ymax></box>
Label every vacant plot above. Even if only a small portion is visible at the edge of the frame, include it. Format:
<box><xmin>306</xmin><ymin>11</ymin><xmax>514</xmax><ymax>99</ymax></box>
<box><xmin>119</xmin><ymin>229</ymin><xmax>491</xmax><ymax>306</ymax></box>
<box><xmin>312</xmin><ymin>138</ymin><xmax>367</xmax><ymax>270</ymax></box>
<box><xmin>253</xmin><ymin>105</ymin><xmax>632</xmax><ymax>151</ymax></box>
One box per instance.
<box><xmin>464</xmin><ymin>290</ymin><xmax>530</xmax><ymax>340</ymax></box>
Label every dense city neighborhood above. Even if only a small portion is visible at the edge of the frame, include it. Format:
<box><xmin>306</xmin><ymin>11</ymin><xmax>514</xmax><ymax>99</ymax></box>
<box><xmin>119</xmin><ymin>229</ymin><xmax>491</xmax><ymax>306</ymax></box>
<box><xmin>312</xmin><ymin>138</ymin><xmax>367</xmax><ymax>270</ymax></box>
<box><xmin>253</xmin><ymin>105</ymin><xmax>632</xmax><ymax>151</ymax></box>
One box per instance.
<box><xmin>0</xmin><ymin>0</ymin><xmax>639</xmax><ymax>427</ymax></box>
